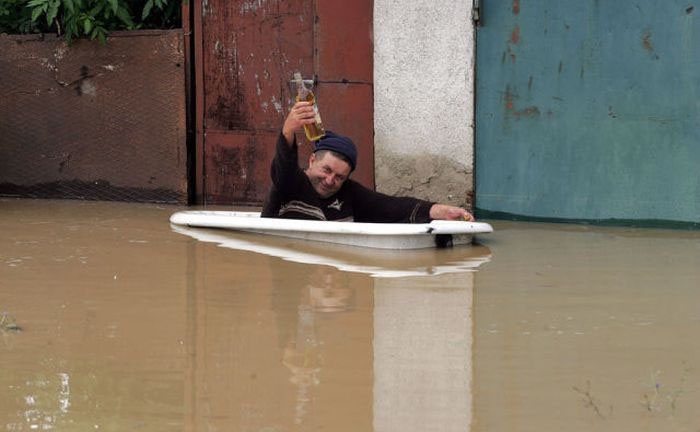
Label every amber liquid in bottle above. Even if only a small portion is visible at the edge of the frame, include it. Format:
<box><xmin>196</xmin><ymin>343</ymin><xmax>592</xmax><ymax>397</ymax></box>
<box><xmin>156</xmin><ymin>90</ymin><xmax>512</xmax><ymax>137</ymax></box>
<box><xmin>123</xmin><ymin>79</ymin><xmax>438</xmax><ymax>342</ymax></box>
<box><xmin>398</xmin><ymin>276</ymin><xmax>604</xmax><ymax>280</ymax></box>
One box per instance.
<box><xmin>294</xmin><ymin>73</ymin><xmax>325</xmax><ymax>141</ymax></box>
<box><xmin>297</xmin><ymin>92</ymin><xmax>325</xmax><ymax>141</ymax></box>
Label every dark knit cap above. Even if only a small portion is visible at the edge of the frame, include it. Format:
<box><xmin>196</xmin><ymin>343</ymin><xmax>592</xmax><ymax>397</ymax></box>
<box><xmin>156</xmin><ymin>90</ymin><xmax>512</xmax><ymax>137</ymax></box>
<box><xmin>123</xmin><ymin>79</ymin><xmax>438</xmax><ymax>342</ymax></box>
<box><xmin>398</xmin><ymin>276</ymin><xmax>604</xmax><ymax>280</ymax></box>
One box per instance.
<box><xmin>314</xmin><ymin>131</ymin><xmax>357</xmax><ymax>171</ymax></box>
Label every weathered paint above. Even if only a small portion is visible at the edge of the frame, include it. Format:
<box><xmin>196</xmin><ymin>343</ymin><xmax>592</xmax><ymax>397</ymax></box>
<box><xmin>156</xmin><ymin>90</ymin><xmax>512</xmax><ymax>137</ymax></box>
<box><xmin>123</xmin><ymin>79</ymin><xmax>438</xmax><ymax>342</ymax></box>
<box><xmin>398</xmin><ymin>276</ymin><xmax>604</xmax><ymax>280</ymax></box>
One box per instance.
<box><xmin>196</xmin><ymin>0</ymin><xmax>312</xmax><ymax>204</ymax></box>
<box><xmin>316</xmin><ymin>0</ymin><xmax>375</xmax><ymax>189</ymax></box>
<box><xmin>476</xmin><ymin>0</ymin><xmax>700</xmax><ymax>224</ymax></box>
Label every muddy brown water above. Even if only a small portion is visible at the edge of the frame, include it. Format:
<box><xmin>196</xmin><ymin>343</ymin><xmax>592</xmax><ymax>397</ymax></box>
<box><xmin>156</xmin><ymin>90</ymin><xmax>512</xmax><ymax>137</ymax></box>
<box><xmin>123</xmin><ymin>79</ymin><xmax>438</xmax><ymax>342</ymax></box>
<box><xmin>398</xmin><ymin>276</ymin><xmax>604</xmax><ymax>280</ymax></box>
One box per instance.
<box><xmin>1</xmin><ymin>198</ymin><xmax>698</xmax><ymax>431</ymax></box>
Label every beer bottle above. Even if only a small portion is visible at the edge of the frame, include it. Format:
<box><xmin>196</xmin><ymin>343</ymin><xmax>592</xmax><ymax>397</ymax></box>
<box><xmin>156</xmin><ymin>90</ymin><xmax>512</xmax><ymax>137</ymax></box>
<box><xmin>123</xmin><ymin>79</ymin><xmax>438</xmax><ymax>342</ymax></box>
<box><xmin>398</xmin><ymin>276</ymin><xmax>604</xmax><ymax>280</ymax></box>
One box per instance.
<box><xmin>294</xmin><ymin>72</ymin><xmax>326</xmax><ymax>141</ymax></box>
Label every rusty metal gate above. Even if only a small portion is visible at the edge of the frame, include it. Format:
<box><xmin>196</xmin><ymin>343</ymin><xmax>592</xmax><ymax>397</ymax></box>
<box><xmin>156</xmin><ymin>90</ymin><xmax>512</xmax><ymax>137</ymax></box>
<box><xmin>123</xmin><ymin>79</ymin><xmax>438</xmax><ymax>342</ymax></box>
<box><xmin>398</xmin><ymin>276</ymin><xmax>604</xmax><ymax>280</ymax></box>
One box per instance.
<box><xmin>193</xmin><ymin>0</ymin><xmax>373</xmax><ymax>206</ymax></box>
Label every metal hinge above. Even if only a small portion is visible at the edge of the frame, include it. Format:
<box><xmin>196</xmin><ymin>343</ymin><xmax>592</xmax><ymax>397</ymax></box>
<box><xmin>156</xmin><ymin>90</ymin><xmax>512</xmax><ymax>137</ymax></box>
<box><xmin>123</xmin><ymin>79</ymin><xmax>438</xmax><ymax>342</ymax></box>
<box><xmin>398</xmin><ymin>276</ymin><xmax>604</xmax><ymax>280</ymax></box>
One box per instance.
<box><xmin>473</xmin><ymin>0</ymin><xmax>481</xmax><ymax>27</ymax></box>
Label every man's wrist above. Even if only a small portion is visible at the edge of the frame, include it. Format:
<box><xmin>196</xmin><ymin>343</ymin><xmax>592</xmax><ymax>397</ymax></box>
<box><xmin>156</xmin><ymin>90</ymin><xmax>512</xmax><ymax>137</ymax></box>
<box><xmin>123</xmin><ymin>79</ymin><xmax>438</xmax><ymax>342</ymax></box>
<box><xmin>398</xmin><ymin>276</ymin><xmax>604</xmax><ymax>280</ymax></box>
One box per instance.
<box><xmin>282</xmin><ymin>129</ymin><xmax>296</xmax><ymax>146</ymax></box>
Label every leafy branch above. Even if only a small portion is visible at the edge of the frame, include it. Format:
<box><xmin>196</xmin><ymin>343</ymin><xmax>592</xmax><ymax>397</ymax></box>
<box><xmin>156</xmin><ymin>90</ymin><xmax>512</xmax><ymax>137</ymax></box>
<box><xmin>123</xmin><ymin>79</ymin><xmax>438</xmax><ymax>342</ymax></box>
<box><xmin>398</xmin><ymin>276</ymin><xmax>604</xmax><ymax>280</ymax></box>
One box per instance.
<box><xmin>0</xmin><ymin>0</ymin><xmax>185</xmax><ymax>43</ymax></box>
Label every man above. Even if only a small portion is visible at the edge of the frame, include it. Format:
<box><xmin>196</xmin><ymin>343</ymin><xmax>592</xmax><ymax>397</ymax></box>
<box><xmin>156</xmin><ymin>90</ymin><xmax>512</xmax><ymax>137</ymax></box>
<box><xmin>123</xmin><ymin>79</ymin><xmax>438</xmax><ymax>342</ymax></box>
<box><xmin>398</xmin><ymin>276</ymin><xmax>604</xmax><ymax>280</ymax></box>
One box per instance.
<box><xmin>261</xmin><ymin>100</ymin><xmax>475</xmax><ymax>223</ymax></box>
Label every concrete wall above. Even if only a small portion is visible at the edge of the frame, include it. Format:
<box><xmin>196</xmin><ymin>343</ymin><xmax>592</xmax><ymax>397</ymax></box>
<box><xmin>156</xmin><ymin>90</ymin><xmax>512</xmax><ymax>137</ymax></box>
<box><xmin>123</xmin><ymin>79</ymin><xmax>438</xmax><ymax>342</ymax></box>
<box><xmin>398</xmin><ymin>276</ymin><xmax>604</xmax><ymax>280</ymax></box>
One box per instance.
<box><xmin>374</xmin><ymin>1</ymin><xmax>476</xmax><ymax>209</ymax></box>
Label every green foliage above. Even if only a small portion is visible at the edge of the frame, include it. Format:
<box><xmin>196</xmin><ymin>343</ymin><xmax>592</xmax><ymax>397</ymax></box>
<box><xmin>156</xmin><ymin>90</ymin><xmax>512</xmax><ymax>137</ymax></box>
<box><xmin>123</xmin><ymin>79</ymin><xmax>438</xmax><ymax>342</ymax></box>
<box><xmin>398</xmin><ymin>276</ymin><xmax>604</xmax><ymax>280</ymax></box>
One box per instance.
<box><xmin>0</xmin><ymin>0</ymin><xmax>184</xmax><ymax>43</ymax></box>
<box><xmin>0</xmin><ymin>0</ymin><xmax>39</xmax><ymax>34</ymax></box>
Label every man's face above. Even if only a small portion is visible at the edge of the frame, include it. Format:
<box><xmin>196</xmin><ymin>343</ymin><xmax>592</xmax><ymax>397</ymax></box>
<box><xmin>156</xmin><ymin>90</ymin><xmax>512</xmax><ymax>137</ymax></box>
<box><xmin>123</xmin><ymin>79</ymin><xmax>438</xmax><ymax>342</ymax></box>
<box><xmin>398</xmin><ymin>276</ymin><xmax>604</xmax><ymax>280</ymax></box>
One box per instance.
<box><xmin>306</xmin><ymin>151</ymin><xmax>352</xmax><ymax>198</ymax></box>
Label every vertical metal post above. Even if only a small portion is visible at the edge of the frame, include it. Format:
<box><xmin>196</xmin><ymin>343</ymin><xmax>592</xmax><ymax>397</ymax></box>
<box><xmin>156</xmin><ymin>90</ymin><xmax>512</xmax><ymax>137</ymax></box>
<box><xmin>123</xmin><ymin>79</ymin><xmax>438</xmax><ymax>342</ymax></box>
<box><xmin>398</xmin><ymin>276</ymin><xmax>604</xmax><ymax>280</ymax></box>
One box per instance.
<box><xmin>193</xmin><ymin>0</ymin><xmax>205</xmax><ymax>205</ymax></box>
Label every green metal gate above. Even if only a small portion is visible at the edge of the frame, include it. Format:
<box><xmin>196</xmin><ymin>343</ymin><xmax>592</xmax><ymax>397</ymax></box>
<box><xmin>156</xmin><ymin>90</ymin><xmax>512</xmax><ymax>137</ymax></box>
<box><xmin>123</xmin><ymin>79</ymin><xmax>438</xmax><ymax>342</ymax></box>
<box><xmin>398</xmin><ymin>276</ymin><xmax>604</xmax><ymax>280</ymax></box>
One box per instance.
<box><xmin>475</xmin><ymin>0</ymin><xmax>699</xmax><ymax>227</ymax></box>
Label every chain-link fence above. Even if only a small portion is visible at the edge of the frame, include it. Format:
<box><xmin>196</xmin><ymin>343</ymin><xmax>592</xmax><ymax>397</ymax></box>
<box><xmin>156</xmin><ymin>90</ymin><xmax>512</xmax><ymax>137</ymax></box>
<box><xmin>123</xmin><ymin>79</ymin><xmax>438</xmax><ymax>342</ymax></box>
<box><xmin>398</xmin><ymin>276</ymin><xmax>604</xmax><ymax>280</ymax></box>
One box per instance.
<box><xmin>0</xmin><ymin>30</ymin><xmax>189</xmax><ymax>204</ymax></box>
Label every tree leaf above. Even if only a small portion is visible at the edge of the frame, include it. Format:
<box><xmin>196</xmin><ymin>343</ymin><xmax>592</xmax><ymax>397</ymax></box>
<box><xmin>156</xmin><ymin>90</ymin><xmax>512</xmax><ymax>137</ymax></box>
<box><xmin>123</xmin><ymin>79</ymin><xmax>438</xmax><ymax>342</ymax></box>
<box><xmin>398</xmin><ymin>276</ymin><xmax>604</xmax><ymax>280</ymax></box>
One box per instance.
<box><xmin>46</xmin><ymin>0</ymin><xmax>59</xmax><ymax>25</ymax></box>
<box><xmin>30</xmin><ymin>6</ymin><xmax>44</xmax><ymax>22</ymax></box>
<box><xmin>27</xmin><ymin>0</ymin><xmax>48</xmax><ymax>8</ymax></box>
<box><xmin>83</xmin><ymin>17</ymin><xmax>92</xmax><ymax>34</ymax></box>
<box><xmin>96</xmin><ymin>27</ymin><xmax>107</xmax><ymax>44</ymax></box>
<box><xmin>142</xmin><ymin>0</ymin><xmax>153</xmax><ymax>20</ymax></box>
<box><xmin>115</xmin><ymin>6</ymin><xmax>134</xmax><ymax>27</ymax></box>
<box><xmin>63</xmin><ymin>0</ymin><xmax>75</xmax><ymax>14</ymax></box>
<box><xmin>89</xmin><ymin>3</ymin><xmax>104</xmax><ymax>18</ymax></box>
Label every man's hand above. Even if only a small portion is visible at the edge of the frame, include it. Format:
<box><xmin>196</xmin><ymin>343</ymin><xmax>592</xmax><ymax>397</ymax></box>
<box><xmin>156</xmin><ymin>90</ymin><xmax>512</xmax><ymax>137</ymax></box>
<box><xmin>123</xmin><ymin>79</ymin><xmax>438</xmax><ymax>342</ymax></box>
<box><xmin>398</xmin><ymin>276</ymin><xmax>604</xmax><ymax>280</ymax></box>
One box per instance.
<box><xmin>429</xmin><ymin>204</ymin><xmax>475</xmax><ymax>221</ymax></box>
<box><xmin>282</xmin><ymin>101</ymin><xmax>317</xmax><ymax>145</ymax></box>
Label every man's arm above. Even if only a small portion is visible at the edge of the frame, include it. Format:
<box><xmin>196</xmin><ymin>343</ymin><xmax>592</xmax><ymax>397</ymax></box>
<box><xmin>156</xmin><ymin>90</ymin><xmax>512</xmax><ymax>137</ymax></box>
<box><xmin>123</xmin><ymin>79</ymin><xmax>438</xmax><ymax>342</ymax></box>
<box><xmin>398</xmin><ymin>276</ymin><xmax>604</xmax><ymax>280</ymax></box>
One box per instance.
<box><xmin>348</xmin><ymin>181</ymin><xmax>475</xmax><ymax>222</ymax></box>
<box><xmin>270</xmin><ymin>100</ymin><xmax>318</xmax><ymax>191</ymax></box>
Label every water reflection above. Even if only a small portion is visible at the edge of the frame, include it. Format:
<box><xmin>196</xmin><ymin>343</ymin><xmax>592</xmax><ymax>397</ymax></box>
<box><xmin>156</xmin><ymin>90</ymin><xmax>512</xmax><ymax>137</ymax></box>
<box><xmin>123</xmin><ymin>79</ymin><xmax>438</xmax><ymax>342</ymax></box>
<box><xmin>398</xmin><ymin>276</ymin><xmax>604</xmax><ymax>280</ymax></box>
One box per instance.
<box><xmin>373</xmin><ymin>274</ymin><xmax>476</xmax><ymax>432</ymax></box>
<box><xmin>283</xmin><ymin>304</ymin><xmax>322</xmax><ymax>426</ymax></box>
<box><xmin>186</xmin><ymin>247</ymin><xmax>374</xmax><ymax>431</ymax></box>
<box><xmin>11</xmin><ymin>372</ymin><xmax>71</xmax><ymax>430</ymax></box>
<box><xmin>172</xmin><ymin>224</ymin><xmax>492</xmax><ymax>278</ymax></box>
<box><xmin>182</xmin><ymin>226</ymin><xmax>489</xmax><ymax>431</ymax></box>
<box><xmin>273</xmin><ymin>265</ymin><xmax>355</xmax><ymax>427</ymax></box>
<box><xmin>278</xmin><ymin>266</ymin><xmax>357</xmax><ymax>426</ymax></box>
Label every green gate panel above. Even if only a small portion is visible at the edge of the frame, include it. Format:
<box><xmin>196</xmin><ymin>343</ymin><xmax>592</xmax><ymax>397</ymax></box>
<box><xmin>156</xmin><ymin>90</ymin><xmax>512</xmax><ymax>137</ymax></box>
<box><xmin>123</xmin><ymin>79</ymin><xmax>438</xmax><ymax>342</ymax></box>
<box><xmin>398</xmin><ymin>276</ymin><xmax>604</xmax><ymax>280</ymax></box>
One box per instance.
<box><xmin>475</xmin><ymin>0</ymin><xmax>699</xmax><ymax>225</ymax></box>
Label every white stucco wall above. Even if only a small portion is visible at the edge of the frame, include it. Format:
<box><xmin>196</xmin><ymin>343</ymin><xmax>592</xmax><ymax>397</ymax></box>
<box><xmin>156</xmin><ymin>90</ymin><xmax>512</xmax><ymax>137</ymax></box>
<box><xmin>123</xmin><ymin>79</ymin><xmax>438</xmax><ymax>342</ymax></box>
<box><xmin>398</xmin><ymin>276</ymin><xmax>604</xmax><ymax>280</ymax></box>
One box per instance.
<box><xmin>374</xmin><ymin>1</ymin><xmax>476</xmax><ymax>208</ymax></box>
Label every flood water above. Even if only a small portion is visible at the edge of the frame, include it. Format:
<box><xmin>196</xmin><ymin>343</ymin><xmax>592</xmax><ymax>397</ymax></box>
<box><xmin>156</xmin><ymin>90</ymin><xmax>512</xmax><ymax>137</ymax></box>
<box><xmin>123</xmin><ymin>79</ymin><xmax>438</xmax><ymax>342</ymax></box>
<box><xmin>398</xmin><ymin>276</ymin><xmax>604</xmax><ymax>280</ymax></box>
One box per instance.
<box><xmin>1</xmin><ymin>198</ymin><xmax>698</xmax><ymax>431</ymax></box>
